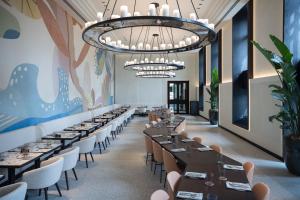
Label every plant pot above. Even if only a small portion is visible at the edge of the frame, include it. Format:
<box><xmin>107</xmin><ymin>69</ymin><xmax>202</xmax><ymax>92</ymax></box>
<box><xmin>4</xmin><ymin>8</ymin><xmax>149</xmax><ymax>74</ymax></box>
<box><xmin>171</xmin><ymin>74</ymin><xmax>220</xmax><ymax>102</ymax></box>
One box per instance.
<box><xmin>284</xmin><ymin>136</ymin><xmax>300</xmax><ymax>176</ymax></box>
<box><xmin>209</xmin><ymin>109</ymin><xmax>218</xmax><ymax>125</ymax></box>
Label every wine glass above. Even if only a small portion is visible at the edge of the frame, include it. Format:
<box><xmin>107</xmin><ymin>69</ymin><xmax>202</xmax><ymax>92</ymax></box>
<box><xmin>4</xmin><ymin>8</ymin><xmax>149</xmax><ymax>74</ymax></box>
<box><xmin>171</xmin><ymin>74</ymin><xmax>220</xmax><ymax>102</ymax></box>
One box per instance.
<box><xmin>205</xmin><ymin>172</ymin><xmax>215</xmax><ymax>187</ymax></box>
<box><xmin>217</xmin><ymin>153</ymin><xmax>224</xmax><ymax>164</ymax></box>
<box><xmin>218</xmin><ymin>163</ymin><xmax>227</xmax><ymax>181</ymax></box>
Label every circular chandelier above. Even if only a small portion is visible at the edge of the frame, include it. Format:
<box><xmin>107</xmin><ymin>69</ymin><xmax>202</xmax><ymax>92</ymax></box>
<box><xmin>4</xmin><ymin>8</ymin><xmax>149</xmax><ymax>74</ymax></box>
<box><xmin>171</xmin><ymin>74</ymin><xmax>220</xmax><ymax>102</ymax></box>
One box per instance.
<box><xmin>124</xmin><ymin>34</ymin><xmax>185</xmax><ymax>71</ymax></box>
<box><xmin>82</xmin><ymin>0</ymin><xmax>217</xmax><ymax>54</ymax></box>
<box><xmin>136</xmin><ymin>71</ymin><xmax>176</xmax><ymax>78</ymax></box>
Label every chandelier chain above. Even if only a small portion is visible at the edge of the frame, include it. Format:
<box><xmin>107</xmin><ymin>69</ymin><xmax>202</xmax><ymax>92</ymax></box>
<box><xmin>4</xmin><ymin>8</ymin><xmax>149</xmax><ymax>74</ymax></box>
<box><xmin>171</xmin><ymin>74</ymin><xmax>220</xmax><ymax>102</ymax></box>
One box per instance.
<box><xmin>191</xmin><ymin>0</ymin><xmax>199</xmax><ymax>19</ymax></box>
<box><xmin>175</xmin><ymin>0</ymin><xmax>182</xmax><ymax>17</ymax></box>
<box><xmin>111</xmin><ymin>0</ymin><xmax>118</xmax><ymax>18</ymax></box>
<box><xmin>103</xmin><ymin>0</ymin><xmax>111</xmax><ymax>18</ymax></box>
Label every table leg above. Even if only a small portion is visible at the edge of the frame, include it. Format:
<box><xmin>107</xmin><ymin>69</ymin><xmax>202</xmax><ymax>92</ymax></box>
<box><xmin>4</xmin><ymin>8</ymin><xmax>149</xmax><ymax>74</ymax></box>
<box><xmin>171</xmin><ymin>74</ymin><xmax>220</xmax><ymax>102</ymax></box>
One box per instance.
<box><xmin>7</xmin><ymin>168</ymin><xmax>15</xmax><ymax>184</ymax></box>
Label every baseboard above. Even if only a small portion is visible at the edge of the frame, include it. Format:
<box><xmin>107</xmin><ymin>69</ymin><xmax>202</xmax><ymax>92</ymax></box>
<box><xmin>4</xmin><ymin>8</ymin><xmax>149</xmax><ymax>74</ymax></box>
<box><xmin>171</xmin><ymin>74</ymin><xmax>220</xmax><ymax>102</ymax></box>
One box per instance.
<box><xmin>219</xmin><ymin>125</ymin><xmax>283</xmax><ymax>162</ymax></box>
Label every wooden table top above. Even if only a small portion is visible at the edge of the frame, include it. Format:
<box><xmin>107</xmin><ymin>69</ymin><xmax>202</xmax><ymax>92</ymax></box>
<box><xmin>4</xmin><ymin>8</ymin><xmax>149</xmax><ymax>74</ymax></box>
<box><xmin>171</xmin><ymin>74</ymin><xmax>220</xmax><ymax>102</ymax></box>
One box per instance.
<box><xmin>8</xmin><ymin>141</ymin><xmax>61</xmax><ymax>154</ymax></box>
<box><xmin>143</xmin><ymin>121</ymin><xmax>255</xmax><ymax>200</ymax></box>
<box><xmin>0</xmin><ymin>151</ymin><xmax>43</xmax><ymax>168</ymax></box>
<box><xmin>42</xmin><ymin>131</ymin><xmax>81</xmax><ymax>141</ymax></box>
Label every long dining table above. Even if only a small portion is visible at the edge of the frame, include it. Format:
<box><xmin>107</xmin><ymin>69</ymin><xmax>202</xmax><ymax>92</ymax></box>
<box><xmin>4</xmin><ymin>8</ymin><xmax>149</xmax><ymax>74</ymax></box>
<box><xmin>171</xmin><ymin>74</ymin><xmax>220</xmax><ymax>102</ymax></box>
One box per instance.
<box><xmin>143</xmin><ymin>117</ymin><xmax>255</xmax><ymax>200</ymax></box>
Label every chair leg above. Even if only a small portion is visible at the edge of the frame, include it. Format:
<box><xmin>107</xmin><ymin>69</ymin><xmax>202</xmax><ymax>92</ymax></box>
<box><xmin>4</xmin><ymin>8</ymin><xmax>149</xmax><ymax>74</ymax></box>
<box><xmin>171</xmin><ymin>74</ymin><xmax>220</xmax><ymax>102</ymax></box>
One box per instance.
<box><xmin>160</xmin><ymin>164</ymin><xmax>163</xmax><ymax>183</ymax></box>
<box><xmin>98</xmin><ymin>142</ymin><xmax>102</xmax><ymax>154</ymax></box>
<box><xmin>153</xmin><ymin>163</ymin><xmax>157</xmax><ymax>175</ymax></box>
<box><xmin>72</xmin><ymin>168</ymin><xmax>78</xmax><ymax>180</ymax></box>
<box><xmin>44</xmin><ymin>188</ymin><xmax>48</xmax><ymax>200</ymax></box>
<box><xmin>84</xmin><ymin>153</ymin><xmax>89</xmax><ymax>168</ymax></box>
<box><xmin>25</xmin><ymin>193</ymin><xmax>28</xmax><ymax>200</ymax></box>
<box><xmin>79</xmin><ymin>154</ymin><xmax>81</xmax><ymax>161</ymax></box>
<box><xmin>107</xmin><ymin>137</ymin><xmax>111</xmax><ymax>145</ymax></box>
<box><xmin>55</xmin><ymin>183</ymin><xmax>62</xmax><ymax>197</ymax></box>
<box><xmin>164</xmin><ymin>171</ymin><xmax>167</xmax><ymax>188</ymax></box>
<box><xmin>146</xmin><ymin>153</ymin><xmax>149</xmax><ymax>165</ymax></box>
<box><xmin>65</xmin><ymin>171</ymin><xmax>69</xmax><ymax>190</ymax></box>
<box><xmin>39</xmin><ymin>189</ymin><xmax>42</xmax><ymax>196</ymax></box>
<box><xmin>102</xmin><ymin>141</ymin><xmax>106</xmax><ymax>150</ymax></box>
<box><xmin>111</xmin><ymin>132</ymin><xmax>115</xmax><ymax>140</ymax></box>
<box><xmin>90</xmin><ymin>152</ymin><xmax>94</xmax><ymax>162</ymax></box>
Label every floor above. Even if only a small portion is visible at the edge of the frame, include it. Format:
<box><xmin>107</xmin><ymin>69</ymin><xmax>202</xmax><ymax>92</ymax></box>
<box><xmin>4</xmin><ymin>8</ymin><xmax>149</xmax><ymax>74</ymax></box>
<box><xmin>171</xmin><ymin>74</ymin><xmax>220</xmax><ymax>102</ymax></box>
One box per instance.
<box><xmin>28</xmin><ymin>116</ymin><xmax>300</xmax><ymax>200</ymax></box>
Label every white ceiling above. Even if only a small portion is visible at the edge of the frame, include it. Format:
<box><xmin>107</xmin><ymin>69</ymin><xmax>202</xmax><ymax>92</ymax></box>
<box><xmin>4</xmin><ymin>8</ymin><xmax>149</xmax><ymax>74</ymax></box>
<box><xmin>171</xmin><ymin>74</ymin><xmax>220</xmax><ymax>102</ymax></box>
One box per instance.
<box><xmin>66</xmin><ymin>0</ymin><xmax>238</xmax><ymax>25</ymax></box>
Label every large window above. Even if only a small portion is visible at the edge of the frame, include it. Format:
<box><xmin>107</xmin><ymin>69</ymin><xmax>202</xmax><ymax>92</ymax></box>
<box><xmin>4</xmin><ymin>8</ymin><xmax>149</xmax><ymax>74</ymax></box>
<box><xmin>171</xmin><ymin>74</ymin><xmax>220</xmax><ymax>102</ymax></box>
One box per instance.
<box><xmin>232</xmin><ymin>1</ymin><xmax>253</xmax><ymax>129</ymax></box>
<box><xmin>199</xmin><ymin>48</ymin><xmax>206</xmax><ymax>111</ymax></box>
<box><xmin>211</xmin><ymin>30</ymin><xmax>222</xmax><ymax>82</ymax></box>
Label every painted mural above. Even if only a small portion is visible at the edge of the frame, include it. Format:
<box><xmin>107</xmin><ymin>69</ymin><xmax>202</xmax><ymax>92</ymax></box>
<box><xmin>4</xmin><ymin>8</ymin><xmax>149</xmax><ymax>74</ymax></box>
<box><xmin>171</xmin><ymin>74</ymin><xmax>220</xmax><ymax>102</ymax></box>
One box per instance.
<box><xmin>0</xmin><ymin>0</ymin><xmax>114</xmax><ymax>133</ymax></box>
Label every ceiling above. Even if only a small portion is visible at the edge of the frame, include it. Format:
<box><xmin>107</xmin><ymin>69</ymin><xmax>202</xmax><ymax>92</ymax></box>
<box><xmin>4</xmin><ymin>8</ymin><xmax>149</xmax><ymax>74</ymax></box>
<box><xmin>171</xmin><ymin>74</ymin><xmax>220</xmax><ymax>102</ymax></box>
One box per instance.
<box><xmin>65</xmin><ymin>0</ymin><xmax>239</xmax><ymax>26</ymax></box>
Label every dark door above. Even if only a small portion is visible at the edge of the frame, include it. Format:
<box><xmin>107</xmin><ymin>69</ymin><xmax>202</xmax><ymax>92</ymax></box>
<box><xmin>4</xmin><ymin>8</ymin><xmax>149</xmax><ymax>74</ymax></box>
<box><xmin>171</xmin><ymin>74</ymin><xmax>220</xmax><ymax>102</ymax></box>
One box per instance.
<box><xmin>168</xmin><ymin>81</ymin><xmax>189</xmax><ymax>114</ymax></box>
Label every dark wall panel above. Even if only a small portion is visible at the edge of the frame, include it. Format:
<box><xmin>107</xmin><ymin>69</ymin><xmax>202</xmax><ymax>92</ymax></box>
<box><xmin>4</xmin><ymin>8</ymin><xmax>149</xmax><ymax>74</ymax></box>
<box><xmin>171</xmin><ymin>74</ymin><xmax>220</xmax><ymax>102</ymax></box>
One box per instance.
<box><xmin>199</xmin><ymin>48</ymin><xmax>206</xmax><ymax>111</ymax></box>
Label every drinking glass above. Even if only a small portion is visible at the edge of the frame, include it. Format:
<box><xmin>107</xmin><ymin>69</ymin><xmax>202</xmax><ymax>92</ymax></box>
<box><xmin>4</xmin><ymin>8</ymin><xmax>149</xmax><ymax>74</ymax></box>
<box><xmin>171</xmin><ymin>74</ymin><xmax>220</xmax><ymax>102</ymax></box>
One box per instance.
<box><xmin>217</xmin><ymin>153</ymin><xmax>224</xmax><ymax>164</ymax></box>
<box><xmin>218</xmin><ymin>163</ymin><xmax>227</xmax><ymax>181</ymax></box>
<box><xmin>207</xmin><ymin>193</ymin><xmax>218</xmax><ymax>200</ymax></box>
<box><xmin>205</xmin><ymin>172</ymin><xmax>215</xmax><ymax>187</ymax></box>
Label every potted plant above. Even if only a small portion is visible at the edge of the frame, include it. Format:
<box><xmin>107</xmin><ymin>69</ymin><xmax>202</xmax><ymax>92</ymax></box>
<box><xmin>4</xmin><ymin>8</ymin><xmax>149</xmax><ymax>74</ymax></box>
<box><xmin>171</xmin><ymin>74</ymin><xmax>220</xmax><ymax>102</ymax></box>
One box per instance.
<box><xmin>206</xmin><ymin>68</ymin><xmax>220</xmax><ymax>125</ymax></box>
<box><xmin>253</xmin><ymin>35</ymin><xmax>300</xmax><ymax>175</ymax></box>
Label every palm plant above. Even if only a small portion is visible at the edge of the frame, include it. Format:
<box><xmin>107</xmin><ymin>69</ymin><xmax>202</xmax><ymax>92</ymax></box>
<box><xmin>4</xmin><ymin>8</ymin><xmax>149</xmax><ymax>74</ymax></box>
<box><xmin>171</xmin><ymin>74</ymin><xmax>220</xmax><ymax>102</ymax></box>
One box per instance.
<box><xmin>206</xmin><ymin>68</ymin><xmax>220</xmax><ymax>110</ymax></box>
<box><xmin>252</xmin><ymin>35</ymin><xmax>300</xmax><ymax>139</ymax></box>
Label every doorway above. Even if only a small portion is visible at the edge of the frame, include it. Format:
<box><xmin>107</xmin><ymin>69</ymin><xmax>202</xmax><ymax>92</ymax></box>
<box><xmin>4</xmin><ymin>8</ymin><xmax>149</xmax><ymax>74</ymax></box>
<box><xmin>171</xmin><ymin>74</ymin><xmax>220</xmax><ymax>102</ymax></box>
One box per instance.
<box><xmin>167</xmin><ymin>81</ymin><xmax>189</xmax><ymax>114</ymax></box>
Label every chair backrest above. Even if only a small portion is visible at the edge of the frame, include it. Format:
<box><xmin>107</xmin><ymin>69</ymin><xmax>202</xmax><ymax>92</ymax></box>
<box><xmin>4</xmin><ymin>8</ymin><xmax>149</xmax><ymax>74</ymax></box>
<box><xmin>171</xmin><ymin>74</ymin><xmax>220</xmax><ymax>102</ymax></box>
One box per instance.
<box><xmin>192</xmin><ymin>137</ymin><xmax>202</xmax><ymax>144</ymax></box>
<box><xmin>151</xmin><ymin>121</ymin><xmax>158</xmax><ymax>125</ymax></box>
<box><xmin>58</xmin><ymin>146</ymin><xmax>80</xmax><ymax>171</ymax></box>
<box><xmin>0</xmin><ymin>182</ymin><xmax>27</xmax><ymax>200</ymax></box>
<box><xmin>210</xmin><ymin>144</ymin><xmax>222</xmax><ymax>153</ymax></box>
<box><xmin>152</xmin><ymin>141</ymin><xmax>163</xmax><ymax>163</ymax></box>
<box><xmin>145</xmin><ymin>124</ymin><xmax>151</xmax><ymax>129</ymax></box>
<box><xmin>180</xmin><ymin>131</ymin><xmax>188</xmax><ymax>139</ymax></box>
<box><xmin>111</xmin><ymin>120</ymin><xmax>118</xmax><ymax>131</ymax></box>
<box><xmin>167</xmin><ymin>171</ymin><xmax>181</xmax><ymax>200</ymax></box>
<box><xmin>252</xmin><ymin>182</ymin><xmax>270</xmax><ymax>200</ymax></box>
<box><xmin>150</xmin><ymin>189</ymin><xmax>169</xmax><ymax>200</ymax></box>
<box><xmin>22</xmin><ymin>157</ymin><xmax>64</xmax><ymax>189</ymax></box>
<box><xmin>162</xmin><ymin>149</ymin><xmax>181</xmax><ymax>173</ymax></box>
<box><xmin>156</xmin><ymin>118</ymin><xmax>162</xmax><ymax>122</ymax></box>
<box><xmin>243</xmin><ymin>161</ymin><xmax>255</xmax><ymax>185</ymax></box>
<box><xmin>73</xmin><ymin>135</ymin><xmax>96</xmax><ymax>153</ymax></box>
<box><xmin>106</xmin><ymin>124</ymin><xmax>113</xmax><ymax>137</ymax></box>
<box><xmin>95</xmin><ymin>127</ymin><xmax>108</xmax><ymax>142</ymax></box>
<box><xmin>144</xmin><ymin>135</ymin><xmax>153</xmax><ymax>154</ymax></box>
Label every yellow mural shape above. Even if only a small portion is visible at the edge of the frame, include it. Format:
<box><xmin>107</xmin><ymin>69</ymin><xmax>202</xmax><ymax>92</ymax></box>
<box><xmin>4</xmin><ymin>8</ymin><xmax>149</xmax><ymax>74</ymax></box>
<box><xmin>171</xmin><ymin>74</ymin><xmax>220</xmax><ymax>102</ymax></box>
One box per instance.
<box><xmin>8</xmin><ymin>0</ymin><xmax>41</xmax><ymax>19</ymax></box>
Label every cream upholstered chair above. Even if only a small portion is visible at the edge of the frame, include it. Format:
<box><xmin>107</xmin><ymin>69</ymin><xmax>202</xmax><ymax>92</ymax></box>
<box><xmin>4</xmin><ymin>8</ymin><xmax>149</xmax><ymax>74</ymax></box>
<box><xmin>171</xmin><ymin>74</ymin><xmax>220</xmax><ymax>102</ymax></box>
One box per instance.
<box><xmin>210</xmin><ymin>144</ymin><xmax>222</xmax><ymax>153</ymax></box>
<box><xmin>156</xmin><ymin>118</ymin><xmax>162</xmax><ymax>122</ymax></box>
<box><xmin>252</xmin><ymin>182</ymin><xmax>270</xmax><ymax>200</ymax></box>
<box><xmin>243</xmin><ymin>161</ymin><xmax>255</xmax><ymax>185</ymax></box>
<box><xmin>151</xmin><ymin>121</ymin><xmax>158</xmax><ymax>125</ymax></box>
<box><xmin>150</xmin><ymin>189</ymin><xmax>169</xmax><ymax>200</ymax></box>
<box><xmin>180</xmin><ymin>131</ymin><xmax>188</xmax><ymax>139</ymax></box>
<box><xmin>22</xmin><ymin>157</ymin><xmax>64</xmax><ymax>200</ymax></box>
<box><xmin>145</xmin><ymin>123</ymin><xmax>151</xmax><ymax>129</ymax></box>
<box><xmin>167</xmin><ymin>171</ymin><xmax>181</xmax><ymax>200</ymax></box>
<box><xmin>73</xmin><ymin>135</ymin><xmax>96</xmax><ymax>168</ymax></box>
<box><xmin>94</xmin><ymin>127</ymin><xmax>108</xmax><ymax>154</ymax></box>
<box><xmin>144</xmin><ymin>135</ymin><xmax>154</xmax><ymax>166</ymax></box>
<box><xmin>57</xmin><ymin>146</ymin><xmax>79</xmax><ymax>190</ymax></box>
<box><xmin>105</xmin><ymin>124</ymin><xmax>113</xmax><ymax>146</ymax></box>
<box><xmin>192</xmin><ymin>137</ymin><xmax>202</xmax><ymax>144</ymax></box>
<box><xmin>162</xmin><ymin>149</ymin><xmax>181</xmax><ymax>187</ymax></box>
<box><xmin>0</xmin><ymin>182</ymin><xmax>27</xmax><ymax>200</ymax></box>
<box><xmin>152</xmin><ymin>141</ymin><xmax>164</xmax><ymax>183</ymax></box>
<box><xmin>110</xmin><ymin>120</ymin><xmax>118</xmax><ymax>139</ymax></box>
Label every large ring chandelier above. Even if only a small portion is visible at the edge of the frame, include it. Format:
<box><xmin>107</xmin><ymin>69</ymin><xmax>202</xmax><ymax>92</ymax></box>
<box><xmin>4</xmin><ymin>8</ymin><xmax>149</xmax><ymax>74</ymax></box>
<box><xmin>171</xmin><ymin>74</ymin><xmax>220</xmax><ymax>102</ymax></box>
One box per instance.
<box><xmin>136</xmin><ymin>71</ymin><xmax>176</xmax><ymax>78</ymax></box>
<box><xmin>82</xmin><ymin>0</ymin><xmax>217</xmax><ymax>54</ymax></box>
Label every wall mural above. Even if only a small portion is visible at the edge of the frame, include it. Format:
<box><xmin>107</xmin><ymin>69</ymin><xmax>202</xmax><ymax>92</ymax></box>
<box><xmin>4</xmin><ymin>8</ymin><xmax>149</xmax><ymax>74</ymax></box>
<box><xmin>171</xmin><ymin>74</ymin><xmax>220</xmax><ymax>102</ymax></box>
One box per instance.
<box><xmin>0</xmin><ymin>0</ymin><xmax>114</xmax><ymax>133</ymax></box>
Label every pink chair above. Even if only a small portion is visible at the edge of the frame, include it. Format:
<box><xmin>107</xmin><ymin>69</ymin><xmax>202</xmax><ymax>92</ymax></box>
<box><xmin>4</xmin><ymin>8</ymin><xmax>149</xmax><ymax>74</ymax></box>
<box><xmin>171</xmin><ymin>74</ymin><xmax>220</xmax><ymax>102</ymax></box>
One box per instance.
<box><xmin>167</xmin><ymin>171</ymin><xmax>181</xmax><ymax>200</ymax></box>
<box><xmin>150</xmin><ymin>189</ymin><xmax>169</xmax><ymax>200</ymax></box>
<box><xmin>180</xmin><ymin>131</ymin><xmax>188</xmax><ymax>139</ymax></box>
<box><xmin>210</xmin><ymin>144</ymin><xmax>222</xmax><ymax>153</ymax></box>
<box><xmin>192</xmin><ymin>137</ymin><xmax>202</xmax><ymax>144</ymax></box>
<box><xmin>152</xmin><ymin>141</ymin><xmax>164</xmax><ymax>183</ymax></box>
<box><xmin>162</xmin><ymin>149</ymin><xmax>181</xmax><ymax>187</ymax></box>
<box><xmin>252</xmin><ymin>182</ymin><xmax>270</xmax><ymax>200</ymax></box>
<box><xmin>144</xmin><ymin>135</ymin><xmax>154</xmax><ymax>166</ymax></box>
<box><xmin>243</xmin><ymin>161</ymin><xmax>255</xmax><ymax>185</ymax></box>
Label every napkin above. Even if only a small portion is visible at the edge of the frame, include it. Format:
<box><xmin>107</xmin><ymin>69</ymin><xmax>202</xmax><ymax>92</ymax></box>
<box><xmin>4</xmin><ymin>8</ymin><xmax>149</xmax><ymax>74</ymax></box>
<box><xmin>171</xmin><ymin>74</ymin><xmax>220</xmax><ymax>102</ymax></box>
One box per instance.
<box><xmin>171</xmin><ymin>148</ymin><xmax>186</xmax><ymax>153</ymax></box>
<box><xmin>159</xmin><ymin>141</ymin><xmax>172</xmax><ymax>144</ymax></box>
<box><xmin>184</xmin><ymin>172</ymin><xmax>207</xmax><ymax>179</ymax></box>
<box><xmin>226</xmin><ymin>181</ymin><xmax>252</xmax><ymax>191</ymax></box>
<box><xmin>176</xmin><ymin>191</ymin><xmax>203</xmax><ymax>200</ymax></box>
<box><xmin>196</xmin><ymin>147</ymin><xmax>212</xmax><ymax>152</ymax></box>
<box><xmin>181</xmin><ymin>138</ymin><xmax>194</xmax><ymax>142</ymax></box>
<box><xmin>223</xmin><ymin>164</ymin><xmax>244</xmax><ymax>171</ymax></box>
<box><xmin>170</xmin><ymin>133</ymin><xmax>181</xmax><ymax>136</ymax></box>
<box><xmin>152</xmin><ymin>134</ymin><xmax>163</xmax><ymax>138</ymax></box>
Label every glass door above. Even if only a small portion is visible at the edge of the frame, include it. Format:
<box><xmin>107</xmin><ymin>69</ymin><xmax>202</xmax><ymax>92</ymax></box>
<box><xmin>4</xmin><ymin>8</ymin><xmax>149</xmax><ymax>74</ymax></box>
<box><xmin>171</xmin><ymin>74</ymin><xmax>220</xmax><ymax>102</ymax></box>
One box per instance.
<box><xmin>168</xmin><ymin>81</ymin><xmax>189</xmax><ymax>114</ymax></box>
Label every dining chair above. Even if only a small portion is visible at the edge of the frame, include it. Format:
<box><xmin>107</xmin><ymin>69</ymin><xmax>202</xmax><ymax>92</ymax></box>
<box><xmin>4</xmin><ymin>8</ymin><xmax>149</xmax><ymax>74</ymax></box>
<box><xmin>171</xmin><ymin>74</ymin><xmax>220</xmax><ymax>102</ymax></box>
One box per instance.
<box><xmin>0</xmin><ymin>182</ymin><xmax>27</xmax><ymax>200</ymax></box>
<box><xmin>105</xmin><ymin>124</ymin><xmax>113</xmax><ymax>146</ymax></box>
<box><xmin>150</xmin><ymin>189</ymin><xmax>169</xmax><ymax>200</ymax></box>
<box><xmin>110</xmin><ymin>120</ymin><xmax>118</xmax><ymax>139</ymax></box>
<box><xmin>243</xmin><ymin>161</ymin><xmax>255</xmax><ymax>185</ymax></box>
<box><xmin>56</xmin><ymin>146</ymin><xmax>79</xmax><ymax>190</ymax></box>
<box><xmin>152</xmin><ymin>141</ymin><xmax>164</xmax><ymax>183</ymax></box>
<box><xmin>151</xmin><ymin>121</ymin><xmax>158</xmax><ymax>125</ymax></box>
<box><xmin>73</xmin><ymin>135</ymin><xmax>96</xmax><ymax>168</ymax></box>
<box><xmin>162</xmin><ymin>149</ymin><xmax>181</xmax><ymax>187</ymax></box>
<box><xmin>94</xmin><ymin>127</ymin><xmax>108</xmax><ymax>154</ymax></box>
<box><xmin>192</xmin><ymin>137</ymin><xmax>202</xmax><ymax>144</ymax></box>
<box><xmin>144</xmin><ymin>135</ymin><xmax>154</xmax><ymax>166</ymax></box>
<box><xmin>156</xmin><ymin>118</ymin><xmax>162</xmax><ymax>122</ymax></box>
<box><xmin>167</xmin><ymin>171</ymin><xmax>181</xmax><ymax>200</ymax></box>
<box><xmin>252</xmin><ymin>182</ymin><xmax>270</xmax><ymax>200</ymax></box>
<box><xmin>22</xmin><ymin>157</ymin><xmax>64</xmax><ymax>200</ymax></box>
<box><xmin>210</xmin><ymin>144</ymin><xmax>222</xmax><ymax>153</ymax></box>
<box><xmin>180</xmin><ymin>131</ymin><xmax>188</xmax><ymax>139</ymax></box>
<box><xmin>145</xmin><ymin>123</ymin><xmax>151</xmax><ymax>129</ymax></box>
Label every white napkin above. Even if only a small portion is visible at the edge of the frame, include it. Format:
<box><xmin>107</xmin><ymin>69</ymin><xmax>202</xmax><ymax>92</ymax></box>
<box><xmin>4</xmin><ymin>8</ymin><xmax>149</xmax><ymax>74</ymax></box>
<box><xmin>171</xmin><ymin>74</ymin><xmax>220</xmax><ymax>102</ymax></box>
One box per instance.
<box><xmin>171</xmin><ymin>148</ymin><xmax>186</xmax><ymax>153</ymax></box>
<box><xmin>184</xmin><ymin>172</ymin><xmax>207</xmax><ymax>179</ymax></box>
<box><xmin>152</xmin><ymin>134</ymin><xmax>163</xmax><ymax>138</ymax></box>
<box><xmin>170</xmin><ymin>133</ymin><xmax>181</xmax><ymax>136</ymax></box>
<box><xmin>196</xmin><ymin>147</ymin><xmax>212</xmax><ymax>152</ymax></box>
<box><xmin>176</xmin><ymin>191</ymin><xmax>203</xmax><ymax>200</ymax></box>
<box><xmin>223</xmin><ymin>164</ymin><xmax>244</xmax><ymax>171</ymax></box>
<box><xmin>226</xmin><ymin>181</ymin><xmax>252</xmax><ymax>191</ymax></box>
<box><xmin>159</xmin><ymin>141</ymin><xmax>172</xmax><ymax>144</ymax></box>
<box><xmin>181</xmin><ymin>139</ymin><xmax>194</xmax><ymax>142</ymax></box>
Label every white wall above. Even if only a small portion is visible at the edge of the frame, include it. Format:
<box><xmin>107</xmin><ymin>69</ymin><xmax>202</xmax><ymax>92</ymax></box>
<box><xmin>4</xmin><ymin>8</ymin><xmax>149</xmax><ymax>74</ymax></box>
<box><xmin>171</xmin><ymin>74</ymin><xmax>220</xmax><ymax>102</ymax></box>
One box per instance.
<box><xmin>115</xmin><ymin>53</ymin><xmax>199</xmax><ymax>107</ymax></box>
<box><xmin>202</xmin><ymin>0</ymin><xmax>283</xmax><ymax>157</ymax></box>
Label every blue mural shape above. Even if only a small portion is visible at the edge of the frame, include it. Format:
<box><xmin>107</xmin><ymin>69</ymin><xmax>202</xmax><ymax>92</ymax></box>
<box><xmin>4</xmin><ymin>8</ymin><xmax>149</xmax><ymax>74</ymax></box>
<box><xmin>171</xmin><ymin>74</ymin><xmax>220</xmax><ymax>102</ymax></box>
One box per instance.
<box><xmin>0</xmin><ymin>5</ymin><xmax>20</xmax><ymax>39</ymax></box>
<box><xmin>0</xmin><ymin>64</ymin><xmax>82</xmax><ymax>133</ymax></box>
